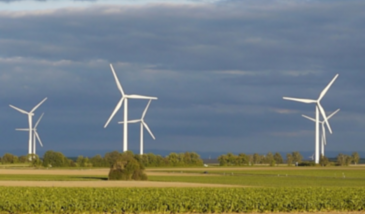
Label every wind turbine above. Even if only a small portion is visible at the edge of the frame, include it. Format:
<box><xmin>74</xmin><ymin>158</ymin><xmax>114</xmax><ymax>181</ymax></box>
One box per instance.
<box><xmin>283</xmin><ymin>74</ymin><xmax>338</xmax><ymax>164</ymax></box>
<box><xmin>10</xmin><ymin>97</ymin><xmax>47</xmax><ymax>156</ymax></box>
<box><xmin>118</xmin><ymin>100</ymin><xmax>156</xmax><ymax>155</ymax></box>
<box><xmin>104</xmin><ymin>64</ymin><xmax>158</xmax><ymax>152</ymax></box>
<box><xmin>302</xmin><ymin>109</ymin><xmax>340</xmax><ymax>157</ymax></box>
<box><xmin>16</xmin><ymin>113</ymin><xmax>45</xmax><ymax>156</ymax></box>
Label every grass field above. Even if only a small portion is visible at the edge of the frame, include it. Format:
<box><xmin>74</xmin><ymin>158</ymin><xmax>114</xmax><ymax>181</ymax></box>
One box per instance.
<box><xmin>1</xmin><ymin>166</ymin><xmax>365</xmax><ymax>213</ymax></box>
<box><xmin>1</xmin><ymin>166</ymin><xmax>365</xmax><ymax>187</ymax></box>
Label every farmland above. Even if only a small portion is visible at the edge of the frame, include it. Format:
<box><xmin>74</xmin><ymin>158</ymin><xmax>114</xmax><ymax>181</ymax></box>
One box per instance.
<box><xmin>0</xmin><ymin>166</ymin><xmax>365</xmax><ymax>213</ymax></box>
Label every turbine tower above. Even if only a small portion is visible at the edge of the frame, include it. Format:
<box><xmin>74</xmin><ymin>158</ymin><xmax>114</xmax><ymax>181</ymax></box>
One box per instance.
<box><xmin>118</xmin><ymin>100</ymin><xmax>156</xmax><ymax>155</ymax></box>
<box><xmin>16</xmin><ymin>113</ymin><xmax>45</xmax><ymax>156</ymax></box>
<box><xmin>10</xmin><ymin>98</ymin><xmax>47</xmax><ymax>156</ymax></box>
<box><xmin>283</xmin><ymin>74</ymin><xmax>338</xmax><ymax>164</ymax></box>
<box><xmin>104</xmin><ymin>64</ymin><xmax>158</xmax><ymax>152</ymax></box>
<box><xmin>302</xmin><ymin>109</ymin><xmax>340</xmax><ymax>157</ymax></box>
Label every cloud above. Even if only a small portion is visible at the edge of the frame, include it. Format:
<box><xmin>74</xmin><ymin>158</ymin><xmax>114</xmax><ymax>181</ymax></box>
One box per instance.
<box><xmin>0</xmin><ymin>0</ymin><xmax>364</xmax><ymax>156</ymax></box>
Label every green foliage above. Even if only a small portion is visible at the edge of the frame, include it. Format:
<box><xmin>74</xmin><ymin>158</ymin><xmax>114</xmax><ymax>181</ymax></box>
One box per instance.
<box><xmin>298</xmin><ymin>161</ymin><xmax>316</xmax><ymax>167</ymax></box>
<box><xmin>320</xmin><ymin>155</ymin><xmax>330</xmax><ymax>166</ymax></box>
<box><xmin>337</xmin><ymin>153</ymin><xmax>353</xmax><ymax>166</ymax></box>
<box><xmin>76</xmin><ymin>155</ymin><xmax>92</xmax><ymax>167</ymax></box>
<box><xmin>30</xmin><ymin>154</ymin><xmax>42</xmax><ymax>167</ymax></box>
<box><xmin>139</xmin><ymin>152</ymin><xmax>203</xmax><ymax>167</ymax></box>
<box><xmin>108</xmin><ymin>152</ymin><xmax>147</xmax><ymax>180</ymax></box>
<box><xmin>0</xmin><ymin>187</ymin><xmax>365</xmax><ymax>213</ymax></box>
<box><xmin>42</xmin><ymin>150</ymin><xmax>71</xmax><ymax>167</ymax></box>
<box><xmin>1</xmin><ymin>153</ymin><xmax>18</xmax><ymax>164</ymax></box>
<box><xmin>352</xmin><ymin>152</ymin><xmax>360</xmax><ymax>164</ymax></box>
<box><xmin>286</xmin><ymin>153</ymin><xmax>293</xmax><ymax>166</ymax></box>
<box><xmin>18</xmin><ymin>155</ymin><xmax>29</xmax><ymax>163</ymax></box>
<box><xmin>273</xmin><ymin>152</ymin><xmax>283</xmax><ymax>165</ymax></box>
<box><xmin>90</xmin><ymin>154</ymin><xmax>107</xmax><ymax>167</ymax></box>
<box><xmin>292</xmin><ymin>151</ymin><xmax>303</xmax><ymax>163</ymax></box>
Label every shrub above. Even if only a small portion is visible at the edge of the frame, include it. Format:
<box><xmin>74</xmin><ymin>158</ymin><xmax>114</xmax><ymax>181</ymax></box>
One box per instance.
<box><xmin>108</xmin><ymin>152</ymin><xmax>147</xmax><ymax>181</ymax></box>
<box><xmin>298</xmin><ymin>162</ymin><xmax>316</xmax><ymax>167</ymax></box>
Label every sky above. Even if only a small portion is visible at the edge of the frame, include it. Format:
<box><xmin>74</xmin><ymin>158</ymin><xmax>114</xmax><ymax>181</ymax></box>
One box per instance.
<box><xmin>0</xmin><ymin>0</ymin><xmax>364</xmax><ymax>158</ymax></box>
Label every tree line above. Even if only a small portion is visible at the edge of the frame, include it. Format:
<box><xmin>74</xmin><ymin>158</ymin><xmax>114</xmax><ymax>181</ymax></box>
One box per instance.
<box><xmin>218</xmin><ymin>151</ymin><xmax>361</xmax><ymax>166</ymax></box>
<box><xmin>0</xmin><ymin>150</ymin><xmax>203</xmax><ymax>167</ymax></box>
<box><xmin>0</xmin><ymin>150</ymin><xmax>361</xmax><ymax>167</ymax></box>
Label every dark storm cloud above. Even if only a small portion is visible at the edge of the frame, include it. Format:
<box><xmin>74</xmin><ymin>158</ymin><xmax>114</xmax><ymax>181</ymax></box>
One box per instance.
<box><xmin>0</xmin><ymin>0</ymin><xmax>364</xmax><ymax>156</ymax></box>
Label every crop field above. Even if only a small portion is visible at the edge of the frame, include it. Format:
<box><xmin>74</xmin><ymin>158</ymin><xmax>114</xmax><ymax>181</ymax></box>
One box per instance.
<box><xmin>0</xmin><ymin>166</ymin><xmax>365</xmax><ymax>213</ymax></box>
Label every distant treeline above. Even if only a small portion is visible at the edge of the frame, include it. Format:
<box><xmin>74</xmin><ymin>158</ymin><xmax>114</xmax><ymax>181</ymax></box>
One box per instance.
<box><xmin>1</xmin><ymin>150</ymin><xmax>361</xmax><ymax>167</ymax></box>
<box><xmin>0</xmin><ymin>151</ymin><xmax>203</xmax><ymax>168</ymax></box>
<box><xmin>218</xmin><ymin>151</ymin><xmax>361</xmax><ymax>166</ymax></box>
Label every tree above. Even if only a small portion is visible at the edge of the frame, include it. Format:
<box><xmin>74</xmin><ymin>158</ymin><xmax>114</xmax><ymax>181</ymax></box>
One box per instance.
<box><xmin>42</xmin><ymin>150</ymin><xmax>69</xmax><ymax>167</ymax></box>
<box><xmin>167</xmin><ymin>153</ymin><xmax>179</xmax><ymax>166</ymax></box>
<box><xmin>286</xmin><ymin>153</ymin><xmax>293</xmax><ymax>166</ymax></box>
<box><xmin>292</xmin><ymin>151</ymin><xmax>303</xmax><ymax>163</ymax></box>
<box><xmin>319</xmin><ymin>155</ymin><xmax>329</xmax><ymax>166</ymax></box>
<box><xmin>18</xmin><ymin>155</ymin><xmax>30</xmax><ymax>163</ymax></box>
<box><xmin>108</xmin><ymin>154</ymin><xmax>147</xmax><ymax>181</ymax></box>
<box><xmin>226</xmin><ymin>153</ymin><xmax>236</xmax><ymax>166</ymax></box>
<box><xmin>90</xmin><ymin>154</ymin><xmax>107</xmax><ymax>167</ymax></box>
<box><xmin>253</xmin><ymin>153</ymin><xmax>261</xmax><ymax>164</ymax></box>
<box><xmin>274</xmin><ymin>153</ymin><xmax>283</xmax><ymax>165</ymax></box>
<box><xmin>237</xmin><ymin>153</ymin><xmax>249</xmax><ymax>166</ymax></box>
<box><xmin>76</xmin><ymin>156</ymin><xmax>92</xmax><ymax>167</ymax></box>
<box><xmin>2</xmin><ymin>153</ymin><xmax>18</xmax><ymax>164</ymax></box>
<box><xmin>265</xmin><ymin>152</ymin><xmax>274</xmax><ymax>165</ymax></box>
<box><xmin>345</xmin><ymin>156</ymin><xmax>352</xmax><ymax>166</ymax></box>
<box><xmin>337</xmin><ymin>153</ymin><xmax>346</xmax><ymax>166</ymax></box>
<box><xmin>352</xmin><ymin>152</ymin><xmax>360</xmax><ymax>165</ymax></box>
<box><xmin>31</xmin><ymin>154</ymin><xmax>42</xmax><ymax>167</ymax></box>
<box><xmin>104</xmin><ymin>151</ymin><xmax>122</xmax><ymax>166</ymax></box>
<box><xmin>218</xmin><ymin>155</ymin><xmax>228</xmax><ymax>166</ymax></box>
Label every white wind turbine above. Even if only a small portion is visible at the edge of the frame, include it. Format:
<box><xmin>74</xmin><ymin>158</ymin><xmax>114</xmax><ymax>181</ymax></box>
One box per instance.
<box><xmin>10</xmin><ymin>97</ymin><xmax>47</xmax><ymax>156</ymax></box>
<box><xmin>16</xmin><ymin>113</ymin><xmax>45</xmax><ymax>156</ymax></box>
<box><xmin>118</xmin><ymin>100</ymin><xmax>156</xmax><ymax>155</ymax></box>
<box><xmin>302</xmin><ymin>109</ymin><xmax>340</xmax><ymax>157</ymax></box>
<box><xmin>283</xmin><ymin>74</ymin><xmax>339</xmax><ymax>164</ymax></box>
<box><xmin>104</xmin><ymin>64</ymin><xmax>158</xmax><ymax>152</ymax></box>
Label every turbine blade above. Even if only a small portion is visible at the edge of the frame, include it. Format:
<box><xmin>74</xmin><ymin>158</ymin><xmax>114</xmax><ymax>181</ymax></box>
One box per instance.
<box><xmin>142</xmin><ymin>100</ymin><xmax>152</xmax><ymax>119</ymax></box>
<box><xmin>143</xmin><ymin>122</ymin><xmax>155</xmax><ymax>140</ymax></box>
<box><xmin>16</xmin><ymin>128</ymin><xmax>29</xmax><ymax>131</ymax></box>
<box><xmin>283</xmin><ymin>97</ymin><xmax>317</xmax><ymax>104</ymax></box>
<box><xmin>318</xmin><ymin>103</ymin><xmax>332</xmax><ymax>134</ymax></box>
<box><xmin>118</xmin><ymin>119</ymin><xmax>141</xmax><ymax>124</ymax></box>
<box><xmin>318</xmin><ymin>74</ymin><xmax>339</xmax><ymax>100</ymax></box>
<box><xmin>110</xmin><ymin>64</ymin><xmax>125</xmax><ymax>96</ymax></box>
<box><xmin>127</xmin><ymin>95</ymin><xmax>158</xmax><ymax>100</ymax></box>
<box><xmin>129</xmin><ymin>119</ymin><xmax>142</xmax><ymax>123</ymax></box>
<box><xmin>31</xmin><ymin>97</ymin><xmax>47</xmax><ymax>113</ymax></box>
<box><xmin>104</xmin><ymin>98</ymin><xmax>124</xmax><ymax>128</ymax></box>
<box><xmin>34</xmin><ymin>113</ymin><xmax>44</xmax><ymax>128</ymax></box>
<box><xmin>9</xmin><ymin>105</ymin><xmax>29</xmax><ymax>114</ymax></box>
<box><xmin>327</xmin><ymin>109</ymin><xmax>340</xmax><ymax>120</ymax></box>
<box><xmin>302</xmin><ymin>114</ymin><xmax>316</xmax><ymax>122</ymax></box>
<box><xmin>35</xmin><ymin>132</ymin><xmax>43</xmax><ymax>147</ymax></box>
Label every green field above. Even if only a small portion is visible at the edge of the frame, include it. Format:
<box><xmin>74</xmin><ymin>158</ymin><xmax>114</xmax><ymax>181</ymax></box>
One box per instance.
<box><xmin>0</xmin><ymin>187</ymin><xmax>365</xmax><ymax>213</ymax></box>
<box><xmin>1</xmin><ymin>166</ymin><xmax>365</xmax><ymax>213</ymax></box>
<box><xmin>0</xmin><ymin>174</ymin><xmax>106</xmax><ymax>181</ymax></box>
<box><xmin>1</xmin><ymin>167</ymin><xmax>365</xmax><ymax>187</ymax></box>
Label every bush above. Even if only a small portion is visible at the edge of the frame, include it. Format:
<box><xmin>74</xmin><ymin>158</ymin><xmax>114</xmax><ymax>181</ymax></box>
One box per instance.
<box><xmin>108</xmin><ymin>152</ymin><xmax>147</xmax><ymax>181</ymax></box>
<box><xmin>298</xmin><ymin>162</ymin><xmax>316</xmax><ymax>167</ymax></box>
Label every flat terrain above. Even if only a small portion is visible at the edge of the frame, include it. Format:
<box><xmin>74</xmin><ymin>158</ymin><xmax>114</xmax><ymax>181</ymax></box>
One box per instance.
<box><xmin>1</xmin><ymin>166</ymin><xmax>365</xmax><ymax>188</ymax></box>
<box><xmin>0</xmin><ymin>168</ymin><xmax>237</xmax><ymax>187</ymax></box>
<box><xmin>0</xmin><ymin>180</ymin><xmax>241</xmax><ymax>187</ymax></box>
